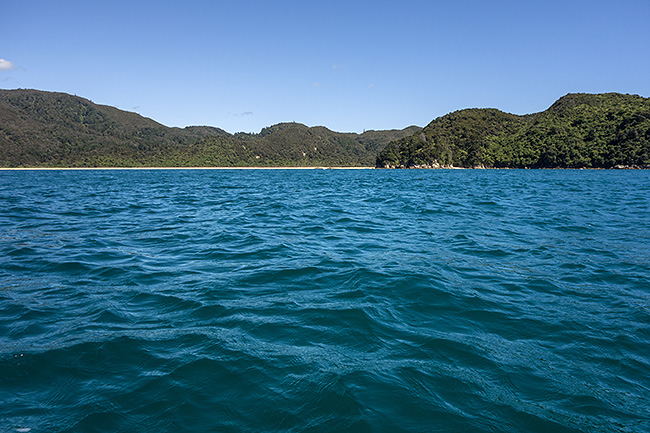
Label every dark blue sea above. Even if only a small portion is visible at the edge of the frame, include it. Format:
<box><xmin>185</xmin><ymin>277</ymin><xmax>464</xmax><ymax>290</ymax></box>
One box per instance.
<box><xmin>1</xmin><ymin>169</ymin><xmax>649</xmax><ymax>433</ymax></box>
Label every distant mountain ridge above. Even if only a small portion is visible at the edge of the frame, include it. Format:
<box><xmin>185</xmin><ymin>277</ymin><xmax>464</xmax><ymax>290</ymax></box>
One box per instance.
<box><xmin>0</xmin><ymin>89</ymin><xmax>419</xmax><ymax>167</ymax></box>
<box><xmin>376</xmin><ymin>93</ymin><xmax>650</xmax><ymax>168</ymax></box>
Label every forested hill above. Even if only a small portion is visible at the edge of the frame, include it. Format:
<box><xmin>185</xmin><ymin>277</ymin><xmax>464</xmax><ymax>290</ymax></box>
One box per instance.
<box><xmin>376</xmin><ymin>93</ymin><xmax>650</xmax><ymax>169</ymax></box>
<box><xmin>3</xmin><ymin>90</ymin><xmax>649</xmax><ymax>169</ymax></box>
<box><xmin>0</xmin><ymin>89</ymin><xmax>419</xmax><ymax>167</ymax></box>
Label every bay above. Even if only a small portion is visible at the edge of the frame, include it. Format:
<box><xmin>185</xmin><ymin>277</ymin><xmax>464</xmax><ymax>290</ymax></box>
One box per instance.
<box><xmin>1</xmin><ymin>169</ymin><xmax>649</xmax><ymax>432</ymax></box>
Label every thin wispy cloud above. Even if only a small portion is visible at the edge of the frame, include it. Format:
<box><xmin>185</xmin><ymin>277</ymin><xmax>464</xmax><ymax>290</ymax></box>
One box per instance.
<box><xmin>331</xmin><ymin>65</ymin><xmax>343</xmax><ymax>69</ymax></box>
<box><xmin>234</xmin><ymin>111</ymin><xmax>254</xmax><ymax>117</ymax></box>
<box><xmin>313</xmin><ymin>82</ymin><xmax>322</xmax><ymax>87</ymax></box>
<box><xmin>0</xmin><ymin>59</ymin><xmax>16</xmax><ymax>71</ymax></box>
<box><xmin>368</xmin><ymin>83</ymin><xmax>375</xmax><ymax>88</ymax></box>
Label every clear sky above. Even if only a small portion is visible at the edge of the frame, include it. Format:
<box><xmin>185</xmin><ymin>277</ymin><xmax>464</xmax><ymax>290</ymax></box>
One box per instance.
<box><xmin>2</xmin><ymin>0</ymin><xmax>649</xmax><ymax>133</ymax></box>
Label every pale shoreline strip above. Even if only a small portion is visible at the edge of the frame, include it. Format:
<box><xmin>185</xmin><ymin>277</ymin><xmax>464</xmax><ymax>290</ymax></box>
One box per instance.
<box><xmin>0</xmin><ymin>166</ymin><xmax>375</xmax><ymax>171</ymax></box>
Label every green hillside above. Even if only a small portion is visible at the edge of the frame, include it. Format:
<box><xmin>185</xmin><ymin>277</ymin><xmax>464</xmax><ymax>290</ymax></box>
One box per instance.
<box><xmin>0</xmin><ymin>89</ymin><xmax>418</xmax><ymax>167</ymax></box>
<box><xmin>377</xmin><ymin>93</ymin><xmax>650</xmax><ymax>169</ymax></box>
<box><xmin>3</xmin><ymin>89</ymin><xmax>648</xmax><ymax>169</ymax></box>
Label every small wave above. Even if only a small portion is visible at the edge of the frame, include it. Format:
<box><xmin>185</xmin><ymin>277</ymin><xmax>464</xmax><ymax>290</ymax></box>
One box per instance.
<box><xmin>1</xmin><ymin>169</ymin><xmax>649</xmax><ymax>432</ymax></box>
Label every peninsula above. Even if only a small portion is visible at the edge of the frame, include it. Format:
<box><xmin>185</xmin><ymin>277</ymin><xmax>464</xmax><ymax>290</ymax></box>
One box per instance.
<box><xmin>377</xmin><ymin>93</ymin><xmax>650</xmax><ymax>169</ymax></box>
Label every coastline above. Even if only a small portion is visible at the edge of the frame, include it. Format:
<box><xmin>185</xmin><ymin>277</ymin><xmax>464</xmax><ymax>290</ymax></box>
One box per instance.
<box><xmin>1</xmin><ymin>166</ymin><xmax>646</xmax><ymax>171</ymax></box>
<box><xmin>0</xmin><ymin>166</ymin><xmax>376</xmax><ymax>171</ymax></box>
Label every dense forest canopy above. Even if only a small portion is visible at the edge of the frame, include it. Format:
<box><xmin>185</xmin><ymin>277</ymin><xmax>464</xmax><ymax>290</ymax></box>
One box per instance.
<box><xmin>376</xmin><ymin>93</ymin><xmax>650</xmax><ymax>169</ymax></box>
<box><xmin>0</xmin><ymin>89</ymin><xmax>418</xmax><ymax>167</ymax></box>
<box><xmin>1</xmin><ymin>89</ymin><xmax>649</xmax><ymax>168</ymax></box>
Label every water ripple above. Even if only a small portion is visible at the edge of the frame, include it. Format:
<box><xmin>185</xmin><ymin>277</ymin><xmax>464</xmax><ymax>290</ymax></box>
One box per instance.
<box><xmin>1</xmin><ymin>169</ymin><xmax>649</xmax><ymax>432</ymax></box>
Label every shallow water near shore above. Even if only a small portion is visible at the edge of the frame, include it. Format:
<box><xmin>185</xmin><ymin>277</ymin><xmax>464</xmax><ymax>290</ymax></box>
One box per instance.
<box><xmin>1</xmin><ymin>169</ymin><xmax>649</xmax><ymax>432</ymax></box>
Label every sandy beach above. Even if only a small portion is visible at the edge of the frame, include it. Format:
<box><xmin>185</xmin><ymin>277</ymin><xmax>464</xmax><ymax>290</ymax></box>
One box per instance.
<box><xmin>0</xmin><ymin>166</ymin><xmax>375</xmax><ymax>171</ymax></box>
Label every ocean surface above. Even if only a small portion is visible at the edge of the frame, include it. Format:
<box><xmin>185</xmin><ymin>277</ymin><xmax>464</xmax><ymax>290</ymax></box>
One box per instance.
<box><xmin>1</xmin><ymin>169</ymin><xmax>649</xmax><ymax>433</ymax></box>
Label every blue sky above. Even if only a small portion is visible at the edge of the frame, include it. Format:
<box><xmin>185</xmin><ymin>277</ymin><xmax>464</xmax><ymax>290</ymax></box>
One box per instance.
<box><xmin>2</xmin><ymin>0</ymin><xmax>649</xmax><ymax>133</ymax></box>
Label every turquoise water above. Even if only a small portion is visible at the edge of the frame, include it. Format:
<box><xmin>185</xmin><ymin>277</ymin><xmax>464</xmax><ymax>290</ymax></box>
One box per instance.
<box><xmin>1</xmin><ymin>169</ymin><xmax>649</xmax><ymax>432</ymax></box>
